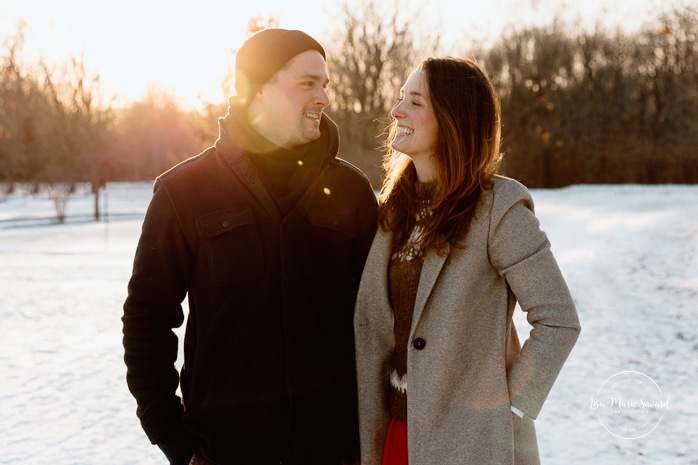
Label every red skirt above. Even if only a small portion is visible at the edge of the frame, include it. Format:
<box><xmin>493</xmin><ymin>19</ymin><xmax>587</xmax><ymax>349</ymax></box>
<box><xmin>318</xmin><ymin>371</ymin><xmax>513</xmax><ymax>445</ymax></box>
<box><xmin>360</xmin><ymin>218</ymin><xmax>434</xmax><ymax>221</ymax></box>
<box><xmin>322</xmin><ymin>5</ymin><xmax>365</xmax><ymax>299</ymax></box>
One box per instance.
<box><xmin>382</xmin><ymin>417</ymin><xmax>408</xmax><ymax>465</ymax></box>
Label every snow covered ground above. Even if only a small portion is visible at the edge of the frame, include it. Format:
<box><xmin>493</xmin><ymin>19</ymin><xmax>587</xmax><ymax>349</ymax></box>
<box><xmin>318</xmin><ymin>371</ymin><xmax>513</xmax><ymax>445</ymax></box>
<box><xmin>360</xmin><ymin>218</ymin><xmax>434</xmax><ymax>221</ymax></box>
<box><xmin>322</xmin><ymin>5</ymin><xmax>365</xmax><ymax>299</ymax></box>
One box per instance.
<box><xmin>1</xmin><ymin>182</ymin><xmax>697</xmax><ymax>464</ymax></box>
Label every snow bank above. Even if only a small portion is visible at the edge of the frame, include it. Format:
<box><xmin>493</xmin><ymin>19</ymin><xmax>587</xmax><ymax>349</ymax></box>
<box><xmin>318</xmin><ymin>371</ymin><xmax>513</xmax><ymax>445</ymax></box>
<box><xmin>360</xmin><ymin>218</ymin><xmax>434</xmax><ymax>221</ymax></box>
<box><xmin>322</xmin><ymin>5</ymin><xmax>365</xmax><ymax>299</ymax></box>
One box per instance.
<box><xmin>1</xmin><ymin>182</ymin><xmax>696</xmax><ymax>464</ymax></box>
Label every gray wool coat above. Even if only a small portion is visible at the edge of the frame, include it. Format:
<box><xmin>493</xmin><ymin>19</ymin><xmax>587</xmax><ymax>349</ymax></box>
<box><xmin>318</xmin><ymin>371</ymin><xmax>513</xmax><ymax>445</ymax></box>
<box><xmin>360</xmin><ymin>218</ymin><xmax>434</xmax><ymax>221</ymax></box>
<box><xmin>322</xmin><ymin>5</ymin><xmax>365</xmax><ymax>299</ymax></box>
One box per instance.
<box><xmin>354</xmin><ymin>176</ymin><xmax>581</xmax><ymax>465</ymax></box>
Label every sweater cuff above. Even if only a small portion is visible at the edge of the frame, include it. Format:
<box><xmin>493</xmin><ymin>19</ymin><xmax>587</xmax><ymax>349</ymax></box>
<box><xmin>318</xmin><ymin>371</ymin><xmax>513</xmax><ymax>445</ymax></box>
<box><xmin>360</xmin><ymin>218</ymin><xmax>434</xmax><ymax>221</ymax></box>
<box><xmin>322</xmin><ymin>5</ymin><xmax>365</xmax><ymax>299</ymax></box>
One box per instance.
<box><xmin>510</xmin><ymin>405</ymin><xmax>525</xmax><ymax>418</ymax></box>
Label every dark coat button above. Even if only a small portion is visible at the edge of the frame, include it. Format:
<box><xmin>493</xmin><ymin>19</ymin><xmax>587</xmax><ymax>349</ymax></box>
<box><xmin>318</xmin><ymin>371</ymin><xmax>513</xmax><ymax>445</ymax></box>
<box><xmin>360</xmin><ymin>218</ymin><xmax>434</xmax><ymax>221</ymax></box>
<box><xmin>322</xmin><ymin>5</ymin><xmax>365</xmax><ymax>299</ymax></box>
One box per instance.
<box><xmin>413</xmin><ymin>338</ymin><xmax>426</xmax><ymax>350</ymax></box>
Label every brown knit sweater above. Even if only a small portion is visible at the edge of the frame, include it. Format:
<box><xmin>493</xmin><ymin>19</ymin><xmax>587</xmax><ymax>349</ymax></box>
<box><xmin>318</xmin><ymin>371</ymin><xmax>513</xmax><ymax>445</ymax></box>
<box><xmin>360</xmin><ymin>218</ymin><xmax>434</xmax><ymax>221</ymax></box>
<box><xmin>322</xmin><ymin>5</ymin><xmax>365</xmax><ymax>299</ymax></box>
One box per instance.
<box><xmin>388</xmin><ymin>181</ymin><xmax>435</xmax><ymax>422</ymax></box>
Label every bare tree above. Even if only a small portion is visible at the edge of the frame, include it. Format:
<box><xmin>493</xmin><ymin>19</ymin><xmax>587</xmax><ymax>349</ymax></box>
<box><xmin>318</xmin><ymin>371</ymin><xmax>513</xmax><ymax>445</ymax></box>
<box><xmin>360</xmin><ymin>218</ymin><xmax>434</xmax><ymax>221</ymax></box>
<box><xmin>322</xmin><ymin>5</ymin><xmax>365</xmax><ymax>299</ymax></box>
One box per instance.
<box><xmin>197</xmin><ymin>15</ymin><xmax>283</xmax><ymax>146</ymax></box>
<box><xmin>325</xmin><ymin>0</ymin><xmax>439</xmax><ymax>186</ymax></box>
<box><xmin>39</xmin><ymin>53</ymin><xmax>113</xmax><ymax>220</ymax></box>
<box><xmin>484</xmin><ymin>20</ymin><xmax>579</xmax><ymax>187</ymax></box>
<box><xmin>0</xmin><ymin>28</ymin><xmax>51</xmax><ymax>183</ymax></box>
<box><xmin>245</xmin><ymin>15</ymin><xmax>280</xmax><ymax>36</ymax></box>
<box><xmin>481</xmin><ymin>3</ymin><xmax>697</xmax><ymax>186</ymax></box>
<box><xmin>110</xmin><ymin>85</ymin><xmax>201</xmax><ymax>181</ymax></box>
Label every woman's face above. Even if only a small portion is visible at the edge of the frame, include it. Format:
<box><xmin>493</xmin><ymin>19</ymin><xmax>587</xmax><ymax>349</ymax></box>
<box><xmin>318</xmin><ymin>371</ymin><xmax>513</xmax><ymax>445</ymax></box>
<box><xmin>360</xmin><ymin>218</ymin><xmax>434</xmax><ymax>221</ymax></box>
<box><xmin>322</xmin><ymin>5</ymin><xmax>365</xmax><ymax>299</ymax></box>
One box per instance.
<box><xmin>390</xmin><ymin>69</ymin><xmax>439</xmax><ymax>181</ymax></box>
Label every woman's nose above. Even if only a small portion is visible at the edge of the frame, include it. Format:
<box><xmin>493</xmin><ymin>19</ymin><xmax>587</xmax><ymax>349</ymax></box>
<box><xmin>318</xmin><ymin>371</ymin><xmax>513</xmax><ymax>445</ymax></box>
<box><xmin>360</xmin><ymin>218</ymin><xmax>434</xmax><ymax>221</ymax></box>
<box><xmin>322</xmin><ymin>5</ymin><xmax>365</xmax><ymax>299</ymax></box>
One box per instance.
<box><xmin>391</xmin><ymin>103</ymin><xmax>404</xmax><ymax>119</ymax></box>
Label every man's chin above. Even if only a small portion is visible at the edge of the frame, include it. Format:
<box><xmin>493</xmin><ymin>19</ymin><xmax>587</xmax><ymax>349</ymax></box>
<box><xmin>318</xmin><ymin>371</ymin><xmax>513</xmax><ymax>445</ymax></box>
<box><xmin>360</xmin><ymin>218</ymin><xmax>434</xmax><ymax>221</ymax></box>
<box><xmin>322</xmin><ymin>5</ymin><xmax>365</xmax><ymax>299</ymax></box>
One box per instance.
<box><xmin>304</xmin><ymin>129</ymin><xmax>323</xmax><ymax>143</ymax></box>
<box><xmin>287</xmin><ymin>133</ymin><xmax>321</xmax><ymax>150</ymax></box>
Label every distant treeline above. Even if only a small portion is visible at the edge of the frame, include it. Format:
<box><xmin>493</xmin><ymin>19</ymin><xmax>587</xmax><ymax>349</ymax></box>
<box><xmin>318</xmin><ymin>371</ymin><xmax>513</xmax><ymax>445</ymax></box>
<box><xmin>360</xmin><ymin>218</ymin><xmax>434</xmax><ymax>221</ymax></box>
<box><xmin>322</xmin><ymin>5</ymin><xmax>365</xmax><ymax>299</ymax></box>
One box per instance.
<box><xmin>484</xmin><ymin>7</ymin><xmax>698</xmax><ymax>187</ymax></box>
<box><xmin>1</xmin><ymin>4</ymin><xmax>696</xmax><ymax>189</ymax></box>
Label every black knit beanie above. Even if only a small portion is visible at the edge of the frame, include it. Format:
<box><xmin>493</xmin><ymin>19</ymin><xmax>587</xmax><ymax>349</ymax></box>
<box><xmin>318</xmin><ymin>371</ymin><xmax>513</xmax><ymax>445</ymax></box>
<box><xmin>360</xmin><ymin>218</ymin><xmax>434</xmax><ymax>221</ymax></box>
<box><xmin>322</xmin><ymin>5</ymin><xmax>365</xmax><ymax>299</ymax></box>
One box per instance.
<box><xmin>234</xmin><ymin>28</ymin><xmax>326</xmax><ymax>100</ymax></box>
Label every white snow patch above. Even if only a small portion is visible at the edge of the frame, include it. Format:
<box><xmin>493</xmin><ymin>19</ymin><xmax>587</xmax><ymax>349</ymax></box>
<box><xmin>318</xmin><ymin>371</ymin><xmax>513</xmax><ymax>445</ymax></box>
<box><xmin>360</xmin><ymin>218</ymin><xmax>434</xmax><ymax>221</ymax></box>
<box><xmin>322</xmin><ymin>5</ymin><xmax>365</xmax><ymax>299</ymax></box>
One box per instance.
<box><xmin>1</xmin><ymin>182</ymin><xmax>697</xmax><ymax>464</ymax></box>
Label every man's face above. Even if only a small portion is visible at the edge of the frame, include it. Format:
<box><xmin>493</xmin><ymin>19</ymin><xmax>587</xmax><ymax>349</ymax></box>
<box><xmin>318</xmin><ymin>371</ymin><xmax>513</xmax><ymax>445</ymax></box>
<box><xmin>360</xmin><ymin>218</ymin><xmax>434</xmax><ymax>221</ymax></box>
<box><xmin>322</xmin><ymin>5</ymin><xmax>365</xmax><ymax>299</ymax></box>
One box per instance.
<box><xmin>248</xmin><ymin>50</ymin><xmax>330</xmax><ymax>150</ymax></box>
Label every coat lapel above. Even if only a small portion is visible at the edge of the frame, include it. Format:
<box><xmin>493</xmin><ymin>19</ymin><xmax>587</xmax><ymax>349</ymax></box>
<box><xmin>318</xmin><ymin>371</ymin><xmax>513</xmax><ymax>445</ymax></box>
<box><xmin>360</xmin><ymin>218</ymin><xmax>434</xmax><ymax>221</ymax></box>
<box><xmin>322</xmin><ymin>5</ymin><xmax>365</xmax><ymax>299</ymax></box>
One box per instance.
<box><xmin>411</xmin><ymin>244</ymin><xmax>450</xmax><ymax>335</ymax></box>
<box><xmin>370</xmin><ymin>229</ymin><xmax>394</xmax><ymax>317</ymax></box>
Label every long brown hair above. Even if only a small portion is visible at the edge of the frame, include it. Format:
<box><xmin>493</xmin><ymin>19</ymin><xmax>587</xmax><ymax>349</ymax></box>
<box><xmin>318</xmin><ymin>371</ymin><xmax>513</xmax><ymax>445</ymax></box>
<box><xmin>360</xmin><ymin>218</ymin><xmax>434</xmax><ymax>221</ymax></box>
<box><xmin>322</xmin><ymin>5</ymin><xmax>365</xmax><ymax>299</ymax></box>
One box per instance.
<box><xmin>379</xmin><ymin>57</ymin><xmax>502</xmax><ymax>253</ymax></box>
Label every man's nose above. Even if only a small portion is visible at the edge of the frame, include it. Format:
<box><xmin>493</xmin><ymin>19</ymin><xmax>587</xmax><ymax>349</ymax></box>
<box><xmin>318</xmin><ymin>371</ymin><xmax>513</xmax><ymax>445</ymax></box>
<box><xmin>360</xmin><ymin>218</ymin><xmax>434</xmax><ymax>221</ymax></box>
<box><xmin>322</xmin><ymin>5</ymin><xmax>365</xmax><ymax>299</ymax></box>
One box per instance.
<box><xmin>316</xmin><ymin>88</ymin><xmax>330</xmax><ymax>107</ymax></box>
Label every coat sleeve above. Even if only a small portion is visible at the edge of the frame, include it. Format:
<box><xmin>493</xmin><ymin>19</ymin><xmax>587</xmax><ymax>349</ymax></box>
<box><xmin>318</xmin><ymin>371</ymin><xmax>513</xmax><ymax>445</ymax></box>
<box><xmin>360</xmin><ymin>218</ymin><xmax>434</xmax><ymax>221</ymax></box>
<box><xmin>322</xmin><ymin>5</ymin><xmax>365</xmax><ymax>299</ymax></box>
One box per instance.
<box><xmin>487</xmin><ymin>179</ymin><xmax>581</xmax><ymax>420</ymax></box>
<box><xmin>122</xmin><ymin>179</ymin><xmax>195</xmax><ymax>451</ymax></box>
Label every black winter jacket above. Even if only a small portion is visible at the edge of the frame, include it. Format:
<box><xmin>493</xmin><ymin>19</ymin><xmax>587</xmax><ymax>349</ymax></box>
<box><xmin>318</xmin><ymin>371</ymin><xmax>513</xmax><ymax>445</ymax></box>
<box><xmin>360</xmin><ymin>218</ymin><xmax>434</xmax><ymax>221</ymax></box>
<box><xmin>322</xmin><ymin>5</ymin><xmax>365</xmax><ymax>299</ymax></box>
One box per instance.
<box><xmin>123</xmin><ymin>115</ymin><xmax>377</xmax><ymax>465</ymax></box>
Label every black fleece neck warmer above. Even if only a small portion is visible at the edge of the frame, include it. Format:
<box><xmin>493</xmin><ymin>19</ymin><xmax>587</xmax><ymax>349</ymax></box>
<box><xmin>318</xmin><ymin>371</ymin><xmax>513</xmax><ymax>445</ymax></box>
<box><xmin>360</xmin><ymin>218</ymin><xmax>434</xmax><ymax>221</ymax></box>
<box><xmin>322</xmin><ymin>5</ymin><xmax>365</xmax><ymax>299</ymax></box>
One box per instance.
<box><xmin>216</xmin><ymin>98</ymin><xmax>330</xmax><ymax>215</ymax></box>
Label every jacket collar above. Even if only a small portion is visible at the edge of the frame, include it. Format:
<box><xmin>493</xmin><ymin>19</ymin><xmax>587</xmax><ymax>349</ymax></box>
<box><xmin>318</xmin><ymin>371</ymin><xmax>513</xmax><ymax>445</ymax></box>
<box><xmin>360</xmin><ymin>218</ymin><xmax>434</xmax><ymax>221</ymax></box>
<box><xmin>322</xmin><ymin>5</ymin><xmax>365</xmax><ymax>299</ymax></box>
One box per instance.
<box><xmin>212</xmin><ymin>97</ymin><xmax>341</xmax><ymax>222</ymax></box>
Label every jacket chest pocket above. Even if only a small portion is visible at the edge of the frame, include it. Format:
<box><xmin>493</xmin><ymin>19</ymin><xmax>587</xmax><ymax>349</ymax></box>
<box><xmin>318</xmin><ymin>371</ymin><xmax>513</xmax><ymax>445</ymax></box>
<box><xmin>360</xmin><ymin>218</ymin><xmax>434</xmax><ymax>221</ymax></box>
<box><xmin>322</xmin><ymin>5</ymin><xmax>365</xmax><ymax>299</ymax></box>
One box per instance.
<box><xmin>196</xmin><ymin>207</ymin><xmax>264</xmax><ymax>286</ymax></box>
<box><xmin>304</xmin><ymin>209</ymin><xmax>357</xmax><ymax>280</ymax></box>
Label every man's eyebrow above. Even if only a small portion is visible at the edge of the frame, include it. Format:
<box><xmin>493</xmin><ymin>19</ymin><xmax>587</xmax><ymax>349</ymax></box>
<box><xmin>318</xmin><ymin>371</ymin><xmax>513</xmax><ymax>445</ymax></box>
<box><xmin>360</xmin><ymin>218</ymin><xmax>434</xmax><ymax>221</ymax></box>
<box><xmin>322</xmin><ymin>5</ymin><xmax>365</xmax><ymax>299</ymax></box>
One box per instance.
<box><xmin>296</xmin><ymin>72</ymin><xmax>329</xmax><ymax>82</ymax></box>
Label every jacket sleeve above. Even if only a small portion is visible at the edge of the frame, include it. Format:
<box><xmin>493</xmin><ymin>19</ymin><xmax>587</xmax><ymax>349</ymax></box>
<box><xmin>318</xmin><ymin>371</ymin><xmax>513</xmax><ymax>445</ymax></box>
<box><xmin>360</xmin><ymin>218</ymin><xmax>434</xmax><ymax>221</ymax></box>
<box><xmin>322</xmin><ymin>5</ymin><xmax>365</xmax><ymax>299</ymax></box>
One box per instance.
<box><xmin>351</xmin><ymin>181</ymin><xmax>379</xmax><ymax>288</ymax></box>
<box><xmin>122</xmin><ymin>179</ymin><xmax>197</xmax><ymax>455</ymax></box>
<box><xmin>487</xmin><ymin>179</ymin><xmax>581</xmax><ymax>419</ymax></box>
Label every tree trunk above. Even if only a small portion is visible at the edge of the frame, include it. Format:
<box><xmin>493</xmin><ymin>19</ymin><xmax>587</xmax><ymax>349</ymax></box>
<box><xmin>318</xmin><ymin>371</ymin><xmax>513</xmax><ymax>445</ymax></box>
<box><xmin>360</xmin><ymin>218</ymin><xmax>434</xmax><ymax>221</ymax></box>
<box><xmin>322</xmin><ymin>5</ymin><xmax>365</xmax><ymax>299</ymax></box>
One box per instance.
<box><xmin>92</xmin><ymin>181</ymin><xmax>103</xmax><ymax>221</ymax></box>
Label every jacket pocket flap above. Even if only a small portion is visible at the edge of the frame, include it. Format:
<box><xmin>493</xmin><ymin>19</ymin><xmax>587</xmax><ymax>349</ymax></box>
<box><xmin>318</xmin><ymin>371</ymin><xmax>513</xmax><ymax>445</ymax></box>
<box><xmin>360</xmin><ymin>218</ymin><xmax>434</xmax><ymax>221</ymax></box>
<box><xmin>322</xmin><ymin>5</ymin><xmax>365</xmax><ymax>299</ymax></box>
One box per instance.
<box><xmin>196</xmin><ymin>207</ymin><xmax>255</xmax><ymax>238</ymax></box>
<box><xmin>307</xmin><ymin>209</ymin><xmax>356</xmax><ymax>238</ymax></box>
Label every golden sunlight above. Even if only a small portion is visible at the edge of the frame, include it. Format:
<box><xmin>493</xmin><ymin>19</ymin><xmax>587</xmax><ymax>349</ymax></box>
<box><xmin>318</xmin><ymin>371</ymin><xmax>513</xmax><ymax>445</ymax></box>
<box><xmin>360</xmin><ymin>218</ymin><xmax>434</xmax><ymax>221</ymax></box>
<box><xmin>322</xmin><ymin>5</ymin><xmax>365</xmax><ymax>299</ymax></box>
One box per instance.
<box><xmin>0</xmin><ymin>0</ymin><xmax>328</xmax><ymax>109</ymax></box>
<box><xmin>0</xmin><ymin>0</ymin><xmax>660</xmax><ymax>110</ymax></box>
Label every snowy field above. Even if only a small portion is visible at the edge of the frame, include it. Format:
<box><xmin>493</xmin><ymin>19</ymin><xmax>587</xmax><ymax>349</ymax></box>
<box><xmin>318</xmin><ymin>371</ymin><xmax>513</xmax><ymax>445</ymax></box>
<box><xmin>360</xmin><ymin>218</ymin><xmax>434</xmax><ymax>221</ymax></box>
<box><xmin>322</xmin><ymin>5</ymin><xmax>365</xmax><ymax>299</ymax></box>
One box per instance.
<box><xmin>1</xmin><ymin>182</ymin><xmax>697</xmax><ymax>465</ymax></box>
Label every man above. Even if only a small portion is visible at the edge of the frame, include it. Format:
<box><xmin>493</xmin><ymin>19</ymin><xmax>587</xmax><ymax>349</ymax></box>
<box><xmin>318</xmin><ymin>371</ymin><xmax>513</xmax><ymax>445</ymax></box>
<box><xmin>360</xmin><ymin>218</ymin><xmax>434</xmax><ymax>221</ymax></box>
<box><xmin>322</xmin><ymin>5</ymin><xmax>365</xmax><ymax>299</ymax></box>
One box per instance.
<box><xmin>122</xmin><ymin>28</ymin><xmax>378</xmax><ymax>465</ymax></box>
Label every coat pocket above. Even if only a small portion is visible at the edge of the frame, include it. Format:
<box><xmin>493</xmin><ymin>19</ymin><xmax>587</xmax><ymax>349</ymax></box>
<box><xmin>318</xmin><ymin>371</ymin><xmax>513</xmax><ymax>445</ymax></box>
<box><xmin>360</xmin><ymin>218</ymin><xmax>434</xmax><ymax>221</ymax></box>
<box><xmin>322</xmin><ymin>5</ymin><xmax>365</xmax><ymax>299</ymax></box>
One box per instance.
<box><xmin>196</xmin><ymin>207</ymin><xmax>264</xmax><ymax>286</ymax></box>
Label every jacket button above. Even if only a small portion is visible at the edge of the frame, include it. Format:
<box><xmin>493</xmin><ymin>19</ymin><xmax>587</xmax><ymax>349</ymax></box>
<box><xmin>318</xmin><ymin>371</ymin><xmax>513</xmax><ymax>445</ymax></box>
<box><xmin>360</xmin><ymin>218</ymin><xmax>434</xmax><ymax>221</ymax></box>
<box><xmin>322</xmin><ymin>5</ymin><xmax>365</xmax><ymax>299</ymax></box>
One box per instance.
<box><xmin>222</xmin><ymin>221</ymin><xmax>229</xmax><ymax>228</ymax></box>
<box><xmin>413</xmin><ymin>338</ymin><xmax>426</xmax><ymax>350</ymax></box>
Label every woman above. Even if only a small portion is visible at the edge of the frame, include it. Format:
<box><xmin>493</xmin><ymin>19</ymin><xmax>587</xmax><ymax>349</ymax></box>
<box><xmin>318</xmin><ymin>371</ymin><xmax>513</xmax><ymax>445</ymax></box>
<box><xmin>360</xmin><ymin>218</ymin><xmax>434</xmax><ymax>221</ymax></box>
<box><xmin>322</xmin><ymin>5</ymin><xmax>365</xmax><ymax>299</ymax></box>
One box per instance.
<box><xmin>354</xmin><ymin>57</ymin><xmax>581</xmax><ymax>465</ymax></box>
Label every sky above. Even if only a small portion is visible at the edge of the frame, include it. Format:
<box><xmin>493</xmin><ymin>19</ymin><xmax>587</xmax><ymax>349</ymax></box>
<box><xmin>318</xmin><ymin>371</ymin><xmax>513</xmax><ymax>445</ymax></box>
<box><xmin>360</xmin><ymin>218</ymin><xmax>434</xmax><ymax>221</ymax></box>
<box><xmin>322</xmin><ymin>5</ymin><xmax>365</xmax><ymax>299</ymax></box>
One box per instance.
<box><xmin>0</xmin><ymin>0</ymin><xmax>682</xmax><ymax>109</ymax></box>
